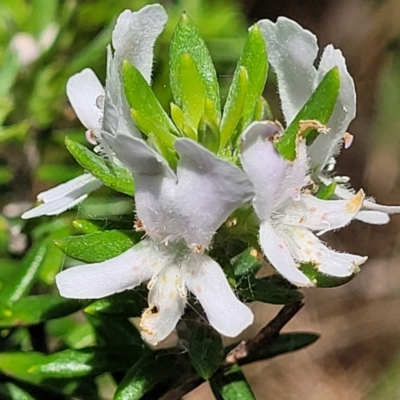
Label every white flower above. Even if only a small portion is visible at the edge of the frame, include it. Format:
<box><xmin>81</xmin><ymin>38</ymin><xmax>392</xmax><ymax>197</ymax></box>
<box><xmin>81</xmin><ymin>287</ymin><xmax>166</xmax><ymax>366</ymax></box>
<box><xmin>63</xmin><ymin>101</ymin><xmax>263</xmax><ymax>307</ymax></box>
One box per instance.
<box><xmin>240</xmin><ymin>121</ymin><xmax>367</xmax><ymax>287</ymax></box>
<box><xmin>56</xmin><ymin>133</ymin><xmax>254</xmax><ymax>345</ymax></box>
<box><xmin>22</xmin><ymin>5</ymin><xmax>167</xmax><ymax>219</ymax></box>
<box><xmin>258</xmin><ymin>17</ymin><xmax>400</xmax><ymax>224</ymax></box>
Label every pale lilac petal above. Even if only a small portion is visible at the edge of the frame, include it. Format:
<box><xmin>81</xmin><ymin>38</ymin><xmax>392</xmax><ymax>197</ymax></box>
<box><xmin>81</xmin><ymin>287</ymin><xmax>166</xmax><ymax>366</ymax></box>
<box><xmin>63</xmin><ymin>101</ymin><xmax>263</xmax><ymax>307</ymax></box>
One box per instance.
<box><xmin>258</xmin><ymin>17</ymin><xmax>318</xmax><ymax>123</ymax></box>
<box><xmin>174</xmin><ymin>138</ymin><xmax>254</xmax><ymax>246</ymax></box>
<box><xmin>56</xmin><ymin>239</ymin><xmax>161</xmax><ymax>299</ymax></box>
<box><xmin>66</xmin><ymin>69</ymin><xmax>104</xmax><ymax>131</ymax></box>
<box><xmin>140</xmin><ymin>263</ymin><xmax>186</xmax><ymax>345</ymax></box>
<box><xmin>21</xmin><ymin>174</ymin><xmax>102</xmax><ymax>219</ymax></box>
<box><xmin>309</xmin><ymin>45</ymin><xmax>356</xmax><ymax>169</ymax></box>
<box><xmin>281</xmin><ymin>226</ymin><xmax>366</xmax><ymax>277</ymax></box>
<box><xmin>355</xmin><ymin>210</ymin><xmax>389</xmax><ymax>225</ymax></box>
<box><xmin>280</xmin><ymin>190</ymin><xmax>364</xmax><ymax>234</ymax></box>
<box><xmin>112</xmin><ymin>5</ymin><xmax>167</xmax><ymax>83</ymax></box>
<box><xmin>260</xmin><ymin>222</ymin><xmax>313</xmax><ymax>287</ymax></box>
<box><xmin>185</xmin><ymin>253</ymin><xmax>253</xmax><ymax>337</ymax></box>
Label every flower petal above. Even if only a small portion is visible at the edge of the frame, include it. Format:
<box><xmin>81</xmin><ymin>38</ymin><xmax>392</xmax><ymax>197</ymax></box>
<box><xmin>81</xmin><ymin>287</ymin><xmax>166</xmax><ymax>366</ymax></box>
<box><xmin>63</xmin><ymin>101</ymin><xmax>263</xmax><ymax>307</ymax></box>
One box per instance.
<box><xmin>140</xmin><ymin>263</ymin><xmax>186</xmax><ymax>345</ymax></box>
<box><xmin>355</xmin><ymin>210</ymin><xmax>389</xmax><ymax>225</ymax></box>
<box><xmin>260</xmin><ymin>221</ymin><xmax>313</xmax><ymax>286</ymax></box>
<box><xmin>309</xmin><ymin>45</ymin><xmax>356</xmax><ymax>170</ymax></box>
<box><xmin>258</xmin><ymin>17</ymin><xmax>318</xmax><ymax>123</ymax></box>
<box><xmin>174</xmin><ymin>138</ymin><xmax>254</xmax><ymax>246</ymax></box>
<box><xmin>185</xmin><ymin>253</ymin><xmax>253</xmax><ymax>337</ymax></box>
<box><xmin>281</xmin><ymin>226</ymin><xmax>366</xmax><ymax>277</ymax></box>
<box><xmin>112</xmin><ymin>4</ymin><xmax>167</xmax><ymax>84</ymax></box>
<box><xmin>21</xmin><ymin>174</ymin><xmax>102</xmax><ymax>219</ymax></box>
<box><xmin>280</xmin><ymin>190</ymin><xmax>364</xmax><ymax>234</ymax></box>
<box><xmin>240</xmin><ymin>122</ymin><xmax>309</xmax><ymax>219</ymax></box>
<box><xmin>56</xmin><ymin>239</ymin><xmax>161</xmax><ymax>299</ymax></box>
<box><xmin>66</xmin><ymin>69</ymin><xmax>104</xmax><ymax>131</ymax></box>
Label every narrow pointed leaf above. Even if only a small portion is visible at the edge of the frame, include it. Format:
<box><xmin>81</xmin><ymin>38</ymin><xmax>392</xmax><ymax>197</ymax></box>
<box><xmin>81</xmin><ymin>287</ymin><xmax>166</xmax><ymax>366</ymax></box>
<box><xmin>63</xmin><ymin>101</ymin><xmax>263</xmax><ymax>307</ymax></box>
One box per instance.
<box><xmin>123</xmin><ymin>60</ymin><xmax>178</xmax><ymax>151</ymax></box>
<box><xmin>238</xmin><ymin>275</ymin><xmax>304</xmax><ymax>305</ymax></box>
<box><xmin>232</xmin><ymin>248</ymin><xmax>263</xmax><ymax>276</ymax></box>
<box><xmin>0</xmin><ymin>295</ymin><xmax>83</xmax><ymax>327</ymax></box>
<box><xmin>276</xmin><ymin>67</ymin><xmax>340</xmax><ymax>161</ymax></box>
<box><xmin>316</xmin><ymin>182</ymin><xmax>337</xmax><ymax>200</ymax></box>
<box><xmin>240</xmin><ymin>333</ymin><xmax>320</xmax><ymax>365</ymax></box>
<box><xmin>65</xmin><ymin>137</ymin><xmax>134</xmax><ymax>196</ymax></box>
<box><xmin>55</xmin><ymin>230</ymin><xmax>141</xmax><ymax>263</ymax></box>
<box><xmin>220</xmin><ymin>24</ymin><xmax>268</xmax><ymax>147</ymax></box>
<box><xmin>84</xmin><ymin>289</ymin><xmax>147</xmax><ymax>318</ymax></box>
<box><xmin>187</xmin><ymin>323</ymin><xmax>224</xmax><ymax>380</ymax></box>
<box><xmin>170</xmin><ymin>13</ymin><xmax>220</xmax><ymax>122</ymax></box>
<box><xmin>210</xmin><ymin>364</ymin><xmax>256</xmax><ymax>400</ymax></box>
<box><xmin>299</xmin><ymin>263</ymin><xmax>356</xmax><ymax>288</ymax></box>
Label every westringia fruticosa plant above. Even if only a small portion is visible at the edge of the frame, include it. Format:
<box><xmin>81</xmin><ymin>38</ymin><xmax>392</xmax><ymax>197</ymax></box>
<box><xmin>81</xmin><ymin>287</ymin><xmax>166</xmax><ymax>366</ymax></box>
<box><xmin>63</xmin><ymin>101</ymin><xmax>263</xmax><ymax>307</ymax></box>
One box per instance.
<box><xmin>14</xmin><ymin>3</ymin><xmax>400</xmax><ymax>399</ymax></box>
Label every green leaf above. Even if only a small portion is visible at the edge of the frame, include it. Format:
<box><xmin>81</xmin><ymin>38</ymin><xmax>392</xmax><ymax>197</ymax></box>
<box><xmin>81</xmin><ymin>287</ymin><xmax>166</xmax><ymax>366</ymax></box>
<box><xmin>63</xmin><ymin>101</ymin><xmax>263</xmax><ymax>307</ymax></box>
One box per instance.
<box><xmin>170</xmin><ymin>13</ymin><xmax>220</xmax><ymax>123</ymax></box>
<box><xmin>198</xmin><ymin>114</ymin><xmax>220</xmax><ymax>154</ymax></box>
<box><xmin>237</xmin><ymin>275</ymin><xmax>304</xmax><ymax>305</ymax></box>
<box><xmin>114</xmin><ymin>352</ymin><xmax>190</xmax><ymax>400</ymax></box>
<box><xmin>232</xmin><ymin>248</ymin><xmax>263</xmax><ymax>276</ymax></box>
<box><xmin>65</xmin><ymin>137</ymin><xmax>134</xmax><ymax>196</ymax></box>
<box><xmin>187</xmin><ymin>323</ymin><xmax>224</xmax><ymax>379</ymax></box>
<box><xmin>276</xmin><ymin>67</ymin><xmax>340</xmax><ymax>161</ymax></box>
<box><xmin>84</xmin><ymin>289</ymin><xmax>147</xmax><ymax>318</ymax></box>
<box><xmin>0</xmin><ymin>241</ymin><xmax>48</xmax><ymax>305</ymax></box>
<box><xmin>210</xmin><ymin>364</ymin><xmax>256</xmax><ymax>400</ymax></box>
<box><xmin>72</xmin><ymin>219</ymin><xmax>103</xmax><ymax>234</ymax></box>
<box><xmin>87</xmin><ymin>315</ymin><xmax>145</xmax><ymax>347</ymax></box>
<box><xmin>240</xmin><ymin>333</ymin><xmax>320</xmax><ymax>365</ymax></box>
<box><xmin>220</xmin><ymin>24</ymin><xmax>268</xmax><ymax>147</ymax></box>
<box><xmin>0</xmin><ymin>295</ymin><xmax>83</xmax><ymax>327</ymax></box>
<box><xmin>122</xmin><ymin>61</ymin><xmax>178</xmax><ymax>153</ymax></box>
<box><xmin>316</xmin><ymin>181</ymin><xmax>337</xmax><ymax>200</ymax></box>
<box><xmin>299</xmin><ymin>263</ymin><xmax>356</xmax><ymax>288</ymax></box>
<box><xmin>55</xmin><ymin>230</ymin><xmax>141</xmax><ymax>263</ymax></box>
<box><xmin>0</xmin><ymin>380</ymin><xmax>70</xmax><ymax>400</ymax></box>
<box><xmin>31</xmin><ymin>346</ymin><xmax>145</xmax><ymax>378</ymax></box>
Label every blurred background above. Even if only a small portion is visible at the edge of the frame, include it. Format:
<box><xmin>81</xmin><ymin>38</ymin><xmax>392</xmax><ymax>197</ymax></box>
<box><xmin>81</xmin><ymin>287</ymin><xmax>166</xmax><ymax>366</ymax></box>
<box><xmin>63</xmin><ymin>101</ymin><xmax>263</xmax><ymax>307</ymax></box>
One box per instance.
<box><xmin>1</xmin><ymin>0</ymin><xmax>400</xmax><ymax>399</ymax></box>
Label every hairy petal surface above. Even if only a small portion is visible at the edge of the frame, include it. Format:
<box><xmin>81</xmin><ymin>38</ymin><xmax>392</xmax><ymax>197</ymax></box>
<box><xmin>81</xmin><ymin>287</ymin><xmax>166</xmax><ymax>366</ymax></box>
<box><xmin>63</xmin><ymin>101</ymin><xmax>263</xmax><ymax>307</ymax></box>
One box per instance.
<box><xmin>185</xmin><ymin>253</ymin><xmax>253</xmax><ymax>337</ymax></box>
<box><xmin>22</xmin><ymin>174</ymin><xmax>102</xmax><ymax>219</ymax></box>
<box><xmin>56</xmin><ymin>240</ymin><xmax>161</xmax><ymax>299</ymax></box>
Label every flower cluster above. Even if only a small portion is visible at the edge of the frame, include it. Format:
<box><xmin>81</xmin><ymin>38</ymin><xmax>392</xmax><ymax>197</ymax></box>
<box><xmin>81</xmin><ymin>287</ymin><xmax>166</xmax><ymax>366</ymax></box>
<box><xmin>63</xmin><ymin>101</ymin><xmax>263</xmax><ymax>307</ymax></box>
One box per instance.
<box><xmin>22</xmin><ymin>5</ymin><xmax>400</xmax><ymax>345</ymax></box>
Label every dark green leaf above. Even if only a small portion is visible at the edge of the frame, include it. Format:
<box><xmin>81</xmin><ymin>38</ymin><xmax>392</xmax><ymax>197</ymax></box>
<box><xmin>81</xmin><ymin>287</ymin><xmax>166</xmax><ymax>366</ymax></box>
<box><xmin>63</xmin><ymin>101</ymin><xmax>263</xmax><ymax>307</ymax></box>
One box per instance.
<box><xmin>31</xmin><ymin>346</ymin><xmax>145</xmax><ymax>378</ymax></box>
<box><xmin>299</xmin><ymin>263</ymin><xmax>356</xmax><ymax>288</ymax></box>
<box><xmin>55</xmin><ymin>230</ymin><xmax>141</xmax><ymax>263</ymax></box>
<box><xmin>276</xmin><ymin>67</ymin><xmax>340</xmax><ymax>160</ymax></box>
<box><xmin>220</xmin><ymin>24</ymin><xmax>267</xmax><ymax>147</ymax></box>
<box><xmin>0</xmin><ymin>295</ymin><xmax>83</xmax><ymax>327</ymax></box>
<box><xmin>65</xmin><ymin>137</ymin><xmax>134</xmax><ymax>196</ymax></box>
<box><xmin>188</xmin><ymin>323</ymin><xmax>224</xmax><ymax>379</ymax></box>
<box><xmin>84</xmin><ymin>289</ymin><xmax>147</xmax><ymax>318</ymax></box>
<box><xmin>232</xmin><ymin>248</ymin><xmax>263</xmax><ymax>276</ymax></box>
<box><xmin>237</xmin><ymin>275</ymin><xmax>304</xmax><ymax>305</ymax></box>
<box><xmin>210</xmin><ymin>364</ymin><xmax>256</xmax><ymax>400</ymax></box>
<box><xmin>316</xmin><ymin>182</ymin><xmax>337</xmax><ymax>200</ymax></box>
<box><xmin>170</xmin><ymin>13</ymin><xmax>220</xmax><ymax>123</ymax></box>
<box><xmin>240</xmin><ymin>333</ymin><xmax>319</xmax><ymax>365</ymax></box>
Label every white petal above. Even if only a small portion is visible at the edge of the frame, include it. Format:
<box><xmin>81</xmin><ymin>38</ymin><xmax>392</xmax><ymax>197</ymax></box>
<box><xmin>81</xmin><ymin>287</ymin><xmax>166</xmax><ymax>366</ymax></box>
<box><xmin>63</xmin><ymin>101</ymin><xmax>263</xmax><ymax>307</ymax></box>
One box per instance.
<box><xmin>240</xmin><ymin>122</ymin><xmax>309</xmax><ymax>219</ymax></box>
<box><xmin>140</xmin><ymin>263</ymin><xmax>186</xmax><ymax>345</ymax></box>
<box><xmin>56</xmin><ymin>239</ymin><xmax>161</xmax><ymax>299</ymax></box>
<box><xmin>185</xmin><ymin>253</ymin><xmax>253</xmax><ymax>337</ymax></box>
<box><xmin>356</xmin><ymin>210</ymin><xmax>389</xmax><ymax>225</ymax></box>
<box><xmin>112</xmin><ymin>5</ymin><xmax>167</xmax><ymax>83</ymax></box>
<box><xmin>258</xmin><ymin>17</ymin><xmax>318</xmax><ymax>123</ymax></box>
<box><xmin>362</xmin><ymin>199</ymin><xmax>400</xmax><ymax>214</ymax></box>
<box><xmin>174</xmin><ymin>138</ymin><xmax>254</xmax><ymax>246</ymax></box>
<box><xmin>309</xmin><ymin>45</ymin><xmax>356</xmax><ymax>169</ymax></box>
<box><xmin>259</xmin><ymin>221</ymin><xmax>313</xmax><ymax>287</ymax></box>
<box><xmin>66</xmin><ymin>69</ymin><xmax>104</xmax><ymax>131</ymax></box>
<box><xmin>281</xmin><ymin>190</ymin><xmax>364</xmax><ymax>234</ymax></box>
<box><xmin>281</xmin><ymin>226</ymin><xmax>366</xmax><ymax>277</ymax></box>
<box><xmin>21</xmin><ymin>174</ymin><xmax>102</xmax><ymax>219</ymax></box>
